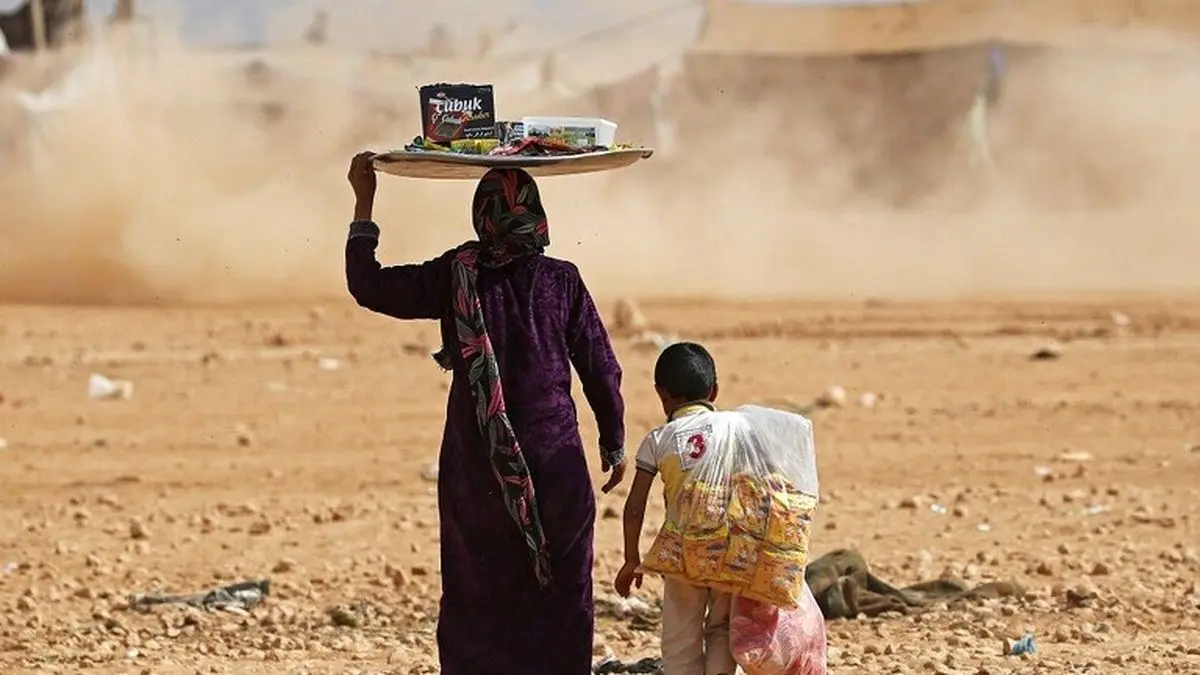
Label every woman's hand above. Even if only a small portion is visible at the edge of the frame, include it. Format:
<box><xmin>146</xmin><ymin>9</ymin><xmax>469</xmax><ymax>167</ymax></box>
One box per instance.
<box><xmin>601</xmin><ymin>457</ymin><xmax>626</xmax><ymax>494</ymax></box>
<box><xmin>347</xmin><ymin>151</ymin><xmax>377</xmax><ymax>217</ymax></box>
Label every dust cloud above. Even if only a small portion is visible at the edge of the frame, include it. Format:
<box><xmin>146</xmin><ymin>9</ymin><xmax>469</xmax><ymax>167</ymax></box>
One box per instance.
<box><xmin>572</xmin><ymin>39</ymin><xmax>1200</xmax><ymax>300</ymax></box>
<box><xmin>0</xmin><ymin>28</ymin><xmax>438</xmax><ymax>305</ymax></box>
<box><xmin>1</xmin><ymin>9</ymin><xmax>1198</xmax><ymax>305</ymax></box>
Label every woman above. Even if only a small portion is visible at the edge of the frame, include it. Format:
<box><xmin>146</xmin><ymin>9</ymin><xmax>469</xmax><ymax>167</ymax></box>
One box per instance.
<box><xmin>344</xmin><ymin>152</ymin><xmax>627</xmax><ymax>675</ymax></box>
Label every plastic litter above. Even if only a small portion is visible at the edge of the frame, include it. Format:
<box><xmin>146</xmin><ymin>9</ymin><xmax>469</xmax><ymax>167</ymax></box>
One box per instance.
<box><xmin>1007</xmin><ymin>633</ymin><xmax>1036</xmax><ymax>656</ymax></box>
<box><xmin>593</xmin><ymin>657</ymin><xmax>663</xmax><ymax>674</ymax></box>
<box><xmin>128</xmin><ymin>579</ymin><xmax>270</xmax><ymax>613</ymax></box>
<box><xmin>88</xmin><ymin>373</ymin><xmax>133</xmax><ymax>401</ymax></box>
<box><xmin>730</xmin><ymin>582</ymin><xmax>828</xmax><ymax>675</ymax></box>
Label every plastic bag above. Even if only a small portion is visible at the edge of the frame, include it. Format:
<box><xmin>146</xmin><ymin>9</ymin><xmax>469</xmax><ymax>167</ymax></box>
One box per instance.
<box><xmin>642</xmin><ymin>405</ymin><xmax>818</xmax><ymax>607</ymax></box>
<box><xmin>730</xmin><ymin>583</ymin><xmax>827</xmax><ymax>675</ymax></box>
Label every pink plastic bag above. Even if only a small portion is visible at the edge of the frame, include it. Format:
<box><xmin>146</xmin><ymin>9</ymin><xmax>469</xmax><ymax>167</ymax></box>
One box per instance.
<box><xmin>730</xmin><ymin>582</ymin><xmax>827</xmax><ymax>675</ymax></box>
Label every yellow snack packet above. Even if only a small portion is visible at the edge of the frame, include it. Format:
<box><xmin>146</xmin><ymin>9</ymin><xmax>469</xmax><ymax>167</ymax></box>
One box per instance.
<box><xmin>765</xmin><ymin>490</ymin><xmax>817</xmax><ymax>549</ymax></box>
<box><xmin>728</xmin><ymin>473</ymin><xmax>770</xmax><ymax>538</ymax></box>
<box><xmin>675</xmin><ymin>481</ymin><xmax>731</xmax><ymax>536</ymax></box>
<box><xmin>644</xmin><ymin>528</ymin><xmax>686</xmax><ymax>577</ymax></box>
<box><xmin>745</xmin><ymin>548</ymin><xmax>809</xmax><ymax>608</ymax></box>
<box><xmin>450</xmin><ymin>138</ymin><xmax>500</xmax><ymax>155</ymax></box>
<box><xmin>682</xmin><ymin>536</ymin><xmax>726</xmax><ymax>581</ymax></box>
<box><xmin>720</xmin><ymin>530</ymin><xmax>760</xmax><ymax>586</ymax></box>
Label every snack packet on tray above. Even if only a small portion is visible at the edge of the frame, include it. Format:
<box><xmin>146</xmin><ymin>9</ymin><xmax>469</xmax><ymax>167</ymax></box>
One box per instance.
<box><xmin>418</xmin><ymin>83</ymin><xmax>497</xmax><ymax>144</ymax></box>
<box><xmin>643</xmin><ymin>405</ymin><xmax>818</xmax><ymax>608</ymax></box>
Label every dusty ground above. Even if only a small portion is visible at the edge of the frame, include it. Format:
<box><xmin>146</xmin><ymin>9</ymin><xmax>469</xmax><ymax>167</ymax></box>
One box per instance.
<box><xmin>1</xmin><ymin>295</ymin><xmax>1198</xmax><ymax>674</ymax></box>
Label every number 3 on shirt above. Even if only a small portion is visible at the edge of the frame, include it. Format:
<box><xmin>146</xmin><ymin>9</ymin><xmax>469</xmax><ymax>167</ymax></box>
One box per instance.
<box><xmin>674</xmin><ymin>427</ymin><xmax>712</xmax><ymax>471</ymax></box>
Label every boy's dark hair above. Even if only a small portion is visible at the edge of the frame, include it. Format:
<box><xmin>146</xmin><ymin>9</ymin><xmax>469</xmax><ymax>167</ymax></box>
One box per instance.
<box><xmin>654</xmin><ymin>342</ymin><xmax>717</xmax><ymax>401</ymax></box>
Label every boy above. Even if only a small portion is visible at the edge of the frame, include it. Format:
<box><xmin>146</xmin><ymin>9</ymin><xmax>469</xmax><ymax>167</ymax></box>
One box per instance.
<box><xmin>614</xmin><ymin>342</ymin><xmax>737</xmax><ymax>675</ymax></box>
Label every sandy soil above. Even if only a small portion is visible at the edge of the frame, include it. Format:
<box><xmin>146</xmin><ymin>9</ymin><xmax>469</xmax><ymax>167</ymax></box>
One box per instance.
<box><xmin>1</xmin><ymin>295</ymin><xmax>1199</xmax><ymax>674</ymax></box>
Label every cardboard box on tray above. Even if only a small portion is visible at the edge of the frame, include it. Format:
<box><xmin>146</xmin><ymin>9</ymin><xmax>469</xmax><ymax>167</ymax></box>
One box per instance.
<box><xmin>418</xmin><ymin>83</ymin><xmax>497</xmax><ymax>144</ymax></box>
<box><xmin>521</xmin><ymin>116</ymin><xmax>617</xmax><ymax>149</ymax></box>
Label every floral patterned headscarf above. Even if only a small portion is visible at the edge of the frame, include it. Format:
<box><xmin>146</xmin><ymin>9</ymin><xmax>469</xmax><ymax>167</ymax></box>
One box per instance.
<box><xmin>433</xmin><ymin>168</ymin><xmax>553</xmax><ymax>587</ymax></box>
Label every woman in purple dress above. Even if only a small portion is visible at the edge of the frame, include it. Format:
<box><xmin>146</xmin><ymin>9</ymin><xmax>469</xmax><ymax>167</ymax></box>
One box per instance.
<box><xmin>344</xmin><ymin>152</ymin><xmax>627</xmax><ymax>674</ymax></box>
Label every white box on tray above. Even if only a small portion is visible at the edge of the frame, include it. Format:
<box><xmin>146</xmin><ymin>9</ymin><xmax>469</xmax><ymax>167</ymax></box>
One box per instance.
<box><xmin>520</xmin><ymin>116</ymin><xmax>617</xmax><ymax>149</ymax></box>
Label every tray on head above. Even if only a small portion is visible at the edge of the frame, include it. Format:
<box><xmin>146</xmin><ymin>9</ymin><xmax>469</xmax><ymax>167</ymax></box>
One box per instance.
<box><xmin>372</xmin><ymin>147</ymin><xmax>654</xmax><ymax>180</ymax></box>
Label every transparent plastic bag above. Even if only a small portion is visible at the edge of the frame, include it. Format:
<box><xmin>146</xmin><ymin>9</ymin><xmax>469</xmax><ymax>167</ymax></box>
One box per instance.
<box><xmin>642</xmin><ymin>405</ymin><xmax>819</xmax><ymax>607</ymax></box>
<box><xmin>730</xmin><ymin>582</ymin><xmax>828</xmax><ymax>675</ymax></box>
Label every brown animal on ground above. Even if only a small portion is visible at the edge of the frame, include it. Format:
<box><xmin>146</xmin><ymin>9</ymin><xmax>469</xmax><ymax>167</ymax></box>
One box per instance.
<box><xmin>805</xmin><ymin>548</ymin><xmax>1025</xmax><ymax>619</ymax></box>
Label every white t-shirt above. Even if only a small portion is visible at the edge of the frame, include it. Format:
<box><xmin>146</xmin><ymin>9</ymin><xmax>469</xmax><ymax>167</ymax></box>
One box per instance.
<box><xmin>637</xmin><ymin>404</ymin><xmax>820</xmax><ymax>513</ymax></box>
<box><xmin>0</xmin><ymin>27</ymin><xmax>10</xmax><ymax>56</ymax></box>
<box><xmin>635</xmin><ymin>404</ymin><xmax>733</xmax><ymax>511</ymax></box>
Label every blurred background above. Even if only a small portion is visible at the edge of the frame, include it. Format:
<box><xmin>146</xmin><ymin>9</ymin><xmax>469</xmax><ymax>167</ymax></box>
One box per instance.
<box><xmin>2</xmin><ymin>0</ymin><xmax>1199</xmax><ymax>303</ymax></box>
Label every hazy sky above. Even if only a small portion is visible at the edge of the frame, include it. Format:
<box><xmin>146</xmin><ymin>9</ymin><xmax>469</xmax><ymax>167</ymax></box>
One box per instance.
<box><xmin>0</xmin><ymin>0</ymin><xmax>670</xmax><ymax>47</ymax></box>
<box><xmin>0</xmin><ymin>0</ymin><xmax>914</xmax><ymax>48</ymax></box>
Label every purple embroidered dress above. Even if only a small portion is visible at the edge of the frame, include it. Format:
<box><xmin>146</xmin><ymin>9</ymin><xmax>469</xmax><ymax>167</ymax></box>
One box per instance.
<box><xmin>345</xmin><ymin>168</ymin><xmax>625</xmax><ymax>675</ymax></box>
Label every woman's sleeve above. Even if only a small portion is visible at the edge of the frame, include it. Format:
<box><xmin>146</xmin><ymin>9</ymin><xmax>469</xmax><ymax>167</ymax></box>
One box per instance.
<box><xmin>565</xmin><ymin>268</ymin><xmax>626</xmax><ymax>465</ymax></box>
<box><xmin>345</xmin><ymin>220</ymin><xmax>449</xmax><ymax>320</ymax></box>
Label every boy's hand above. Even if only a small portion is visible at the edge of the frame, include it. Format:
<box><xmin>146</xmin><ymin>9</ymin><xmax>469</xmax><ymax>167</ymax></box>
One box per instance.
<box><xmin>614</xmin><ymin>560</ymin><xmax>643</xmax><ymax>597</ymax></box>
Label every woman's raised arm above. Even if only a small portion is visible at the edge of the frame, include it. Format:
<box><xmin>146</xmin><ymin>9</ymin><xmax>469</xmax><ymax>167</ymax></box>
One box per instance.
<box><xmin>345</xmin><ymin>221</ymin><xmax>450</xmax><ymax>320</ymax></box>
<box><xmin>344</xmin><ymin>152</ymin><xmax>450</xmax><ymax>320</ymax></box>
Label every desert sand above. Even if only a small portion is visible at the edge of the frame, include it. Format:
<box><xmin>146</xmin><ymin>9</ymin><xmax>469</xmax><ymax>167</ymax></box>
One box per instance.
<box><xmin>1</xmin><ymin>0</ymin><xmax>1199</xmax><ymax>673</ymax></box>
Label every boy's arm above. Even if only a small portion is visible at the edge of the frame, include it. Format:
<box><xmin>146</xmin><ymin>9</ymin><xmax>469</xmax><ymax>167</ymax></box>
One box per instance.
<box><xmin>622</xmin><ymin>469</ymin><xmax>656</xmax><ymax>566</ymax></box>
